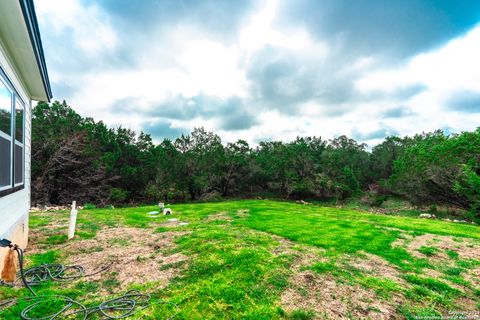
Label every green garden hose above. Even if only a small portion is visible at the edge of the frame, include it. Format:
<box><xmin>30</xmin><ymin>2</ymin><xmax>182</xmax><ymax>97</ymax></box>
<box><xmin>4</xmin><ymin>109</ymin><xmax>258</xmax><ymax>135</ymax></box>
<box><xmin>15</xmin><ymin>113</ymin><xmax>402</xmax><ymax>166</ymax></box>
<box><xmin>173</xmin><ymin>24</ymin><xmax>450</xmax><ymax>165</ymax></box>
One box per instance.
<box><xmin>0</xmin><ymin>243</ymin><xmax>178</xmax><ymax>319</ymax></box>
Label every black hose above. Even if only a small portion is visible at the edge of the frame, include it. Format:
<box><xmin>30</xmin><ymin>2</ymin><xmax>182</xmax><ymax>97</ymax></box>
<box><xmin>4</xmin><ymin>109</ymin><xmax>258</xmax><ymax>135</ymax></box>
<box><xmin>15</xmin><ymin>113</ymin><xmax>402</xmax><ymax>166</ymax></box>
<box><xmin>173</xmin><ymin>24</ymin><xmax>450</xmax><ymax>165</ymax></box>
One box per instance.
<box><xmin>22</xmin><ymin>262</ymin><xmax>112</xmax><ymax>286</ymax></box>
<box><xmin>0</xmin><ymin>246</ymin><xmax>178</xmax><ymax>319</ymax></box>
<box><xmin>11</xmin><ymin>245</ymin><xmax>111</xmax><ymax>295</ymax></box>
<box><xmin>20</xmin><ymin>294</ymin><xmax>87</xmax><ymax>320</ymax></box>
<box><xmin>3</xmin><ymin>290</ymin><xmax>178</xmax><ymax>320</ymax></box>
<box><xmin>19</xmin><ymin>290</ymin><xmax>177</xmax><ymax>320</ymax></box>
<box><xmin>13</xmin><ymin>246</ymin><xmax>36</xmax><ymax>296</ymax></box>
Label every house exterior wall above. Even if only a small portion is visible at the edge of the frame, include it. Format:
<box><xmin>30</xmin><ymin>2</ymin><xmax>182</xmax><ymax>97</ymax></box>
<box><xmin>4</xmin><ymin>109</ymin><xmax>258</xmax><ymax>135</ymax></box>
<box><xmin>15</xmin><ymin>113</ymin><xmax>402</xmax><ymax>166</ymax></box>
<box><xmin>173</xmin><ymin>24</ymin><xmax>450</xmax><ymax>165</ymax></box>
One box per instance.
<box><xmin>0</xmin><ymin>33</ymin><xmax>32</xmax><ymax>274</ymax></box>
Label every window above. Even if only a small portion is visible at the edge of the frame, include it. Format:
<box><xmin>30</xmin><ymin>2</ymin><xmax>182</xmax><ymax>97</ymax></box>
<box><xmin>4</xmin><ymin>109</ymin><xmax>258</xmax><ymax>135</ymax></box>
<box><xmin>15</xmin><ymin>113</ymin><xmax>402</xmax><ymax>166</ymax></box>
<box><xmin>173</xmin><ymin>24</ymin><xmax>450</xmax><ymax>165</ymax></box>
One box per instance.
<box><xmin>0</xmin><ymin>78</ymin><xmax>12</xmax><ymax>191</ymax></box>
<box><xmin>0</xmin><ymin>67</ymin><xmax>26</xmax><ymax>196</ymax></box>
<box><xmin>15</xmin><ymin>100</ymin><xmax>25</xmax><ymax>186</ymax></box>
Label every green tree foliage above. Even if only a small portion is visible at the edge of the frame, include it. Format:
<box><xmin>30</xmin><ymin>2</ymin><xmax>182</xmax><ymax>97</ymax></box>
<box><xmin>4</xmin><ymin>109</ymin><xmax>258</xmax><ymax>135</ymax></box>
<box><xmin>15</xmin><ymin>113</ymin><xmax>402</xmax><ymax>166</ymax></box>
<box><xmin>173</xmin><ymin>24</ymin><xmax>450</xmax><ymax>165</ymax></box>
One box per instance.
<box><xmin>32</xmin><ymin>101</ymin><xmax>156</xmax><ymax>205</ymax></box>
<box><xmin>370</xmin><ymin>136</ymin><xmax>407</xmax><ymax>182</ymax></box>
<box><xmin>320</xmin><ymin>136</ymin><xmax>370</xmax><ymax>198</ymax></box>
<box><xmin>31</xmin><ymin>101</ymin><xmax>480</xmax><ymax>220</ymax></box>
<box><xmin>220</xmin><ymin>140</ymin><xmax>251</xmax><ymax>196</ymax></box>
<box><xmin>254</xmin><ymin>137</ymin><xmax>327</xmax><ymax>198</ymax></box>
<box><xmin>389</xmin><ymin>129</ymin><xmax>480</xmax><ymax>217</ymax></box>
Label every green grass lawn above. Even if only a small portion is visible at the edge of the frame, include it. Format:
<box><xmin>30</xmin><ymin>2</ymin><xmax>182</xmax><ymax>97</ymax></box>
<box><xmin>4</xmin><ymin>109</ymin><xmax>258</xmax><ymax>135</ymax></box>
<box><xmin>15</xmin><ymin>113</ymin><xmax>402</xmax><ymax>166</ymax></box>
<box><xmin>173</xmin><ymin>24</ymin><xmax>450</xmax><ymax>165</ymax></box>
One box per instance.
<box><xmin>1</xmin><ymin>200</ymin><xmax>479</xmax><ymax>319</ymax></box>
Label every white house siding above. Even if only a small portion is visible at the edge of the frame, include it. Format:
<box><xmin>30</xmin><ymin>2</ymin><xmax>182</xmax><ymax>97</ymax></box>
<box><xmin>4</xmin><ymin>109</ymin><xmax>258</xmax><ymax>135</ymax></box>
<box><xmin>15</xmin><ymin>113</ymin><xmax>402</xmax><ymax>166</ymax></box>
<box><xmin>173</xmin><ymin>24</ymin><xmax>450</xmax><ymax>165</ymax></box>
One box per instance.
<box><xmin>0</xmin><ymin>34</ymin><xmax>32</xmax><ymax>274</ymax></box>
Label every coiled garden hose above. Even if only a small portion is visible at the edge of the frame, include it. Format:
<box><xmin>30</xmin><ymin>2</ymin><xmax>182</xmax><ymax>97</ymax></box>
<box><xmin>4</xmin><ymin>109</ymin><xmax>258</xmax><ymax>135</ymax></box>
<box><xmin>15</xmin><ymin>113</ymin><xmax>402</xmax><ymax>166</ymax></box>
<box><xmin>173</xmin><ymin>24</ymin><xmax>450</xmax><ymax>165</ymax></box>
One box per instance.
<box><xmin>4</xmin><ymin>289</ymin><xmax>178</xmax><ymax>320</ymax></box>
<box><xmin>0</xmin><ymin>242</ymin><xmax>178</xmax><ymax>319</ymax></box>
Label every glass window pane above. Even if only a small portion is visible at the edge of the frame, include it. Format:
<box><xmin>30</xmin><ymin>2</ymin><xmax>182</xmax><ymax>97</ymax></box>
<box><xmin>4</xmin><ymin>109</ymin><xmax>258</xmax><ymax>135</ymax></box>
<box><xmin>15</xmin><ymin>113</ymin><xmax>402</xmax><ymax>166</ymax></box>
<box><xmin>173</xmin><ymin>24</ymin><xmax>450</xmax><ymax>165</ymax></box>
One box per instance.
<box><xmin>14</xmin><ymin>143</ymin><xmax>23</xmax><ymax>185</ymax></box>
<box><xmin>15</xmin><ymin>100</ymin><xmax>24</xmax><ymax>143</ymax></box>
<box><xmin>0</xmin><ymin>80</ymin><xmax>11</xmax><ymax>135</ymax></box>
<box><xmin>0</xmin><ymin>136</ymin><xmax>11</xmax><ymax>188</ymax></box>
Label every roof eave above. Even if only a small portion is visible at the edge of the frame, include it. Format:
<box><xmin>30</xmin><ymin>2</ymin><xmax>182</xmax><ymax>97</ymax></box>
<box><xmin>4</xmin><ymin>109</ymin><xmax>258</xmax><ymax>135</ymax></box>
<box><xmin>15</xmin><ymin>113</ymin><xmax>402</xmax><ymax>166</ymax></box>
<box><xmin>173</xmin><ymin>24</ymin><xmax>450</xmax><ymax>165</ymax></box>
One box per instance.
<box><xmin>19</xmin><ymin>0</ymin><xmax>52</xmax><ymax>102</ymax></box>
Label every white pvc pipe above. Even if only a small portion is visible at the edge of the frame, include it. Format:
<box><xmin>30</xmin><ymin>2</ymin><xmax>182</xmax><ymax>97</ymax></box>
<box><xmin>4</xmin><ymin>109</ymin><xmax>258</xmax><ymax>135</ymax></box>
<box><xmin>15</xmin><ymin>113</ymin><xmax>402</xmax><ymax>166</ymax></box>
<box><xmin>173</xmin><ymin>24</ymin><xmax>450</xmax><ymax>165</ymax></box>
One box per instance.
<box><xmin>68</xmin><ymin>201</ymin><xmax>78</xmax><ymax>240</ymax></box>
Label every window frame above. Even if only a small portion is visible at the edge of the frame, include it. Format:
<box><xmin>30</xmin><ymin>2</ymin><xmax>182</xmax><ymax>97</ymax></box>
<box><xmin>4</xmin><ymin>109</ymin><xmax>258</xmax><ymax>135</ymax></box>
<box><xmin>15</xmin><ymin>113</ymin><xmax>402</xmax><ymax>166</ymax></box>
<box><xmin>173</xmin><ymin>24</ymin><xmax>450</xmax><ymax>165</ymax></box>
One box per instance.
<box><xmin>14</xmin><ymin>98</ymin><xmax>25</xmax><ymax>187</ymax></box>
<box><xmin>0</xmin><ymin>74</ymin><xmax>13</xmax><ymax>192</ymax></box>
<box><xmin>0</xmin><ymin>66</ymin><xmax>26</xmax><ymax>198</ymax></box>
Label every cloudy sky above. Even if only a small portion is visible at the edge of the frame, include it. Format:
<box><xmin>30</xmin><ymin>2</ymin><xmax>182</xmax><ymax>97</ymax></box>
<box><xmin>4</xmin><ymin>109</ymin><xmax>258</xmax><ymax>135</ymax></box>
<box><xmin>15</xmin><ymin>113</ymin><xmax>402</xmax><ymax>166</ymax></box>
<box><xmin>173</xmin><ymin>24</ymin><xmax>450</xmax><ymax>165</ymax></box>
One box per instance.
<box><xmin>36</xmin><ymin>0</ymin><xmax>480</xmax><ymax>146</ymax></box>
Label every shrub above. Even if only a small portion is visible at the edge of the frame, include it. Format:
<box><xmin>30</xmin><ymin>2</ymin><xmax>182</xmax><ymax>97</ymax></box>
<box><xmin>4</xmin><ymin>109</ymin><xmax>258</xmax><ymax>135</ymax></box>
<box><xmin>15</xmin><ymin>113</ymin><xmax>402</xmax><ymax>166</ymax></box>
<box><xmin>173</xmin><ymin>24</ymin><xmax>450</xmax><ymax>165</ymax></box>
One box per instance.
<box><xmin>109</xmin><ymin>187</ymin><xmax>128</xmax><ymax>203</ymax></box>
<box><xmin>83</xmin><ymin>203</ymin><xmax>96</xmax><ymax>209</ymax></box>
<box><xmin>363</xmin><ymin>192</ymin><xmax>387</xmax><ymax>207</ymax></box>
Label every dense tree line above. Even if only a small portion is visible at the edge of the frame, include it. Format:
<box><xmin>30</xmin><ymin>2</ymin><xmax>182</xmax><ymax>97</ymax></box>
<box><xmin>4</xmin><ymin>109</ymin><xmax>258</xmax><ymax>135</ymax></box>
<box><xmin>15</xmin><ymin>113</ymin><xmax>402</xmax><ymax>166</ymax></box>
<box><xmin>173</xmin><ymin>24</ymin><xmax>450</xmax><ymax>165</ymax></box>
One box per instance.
<box><xmin>31</xmin><ymin>101</ymin><xmax>480</xmax><ymax>219</ymax></box>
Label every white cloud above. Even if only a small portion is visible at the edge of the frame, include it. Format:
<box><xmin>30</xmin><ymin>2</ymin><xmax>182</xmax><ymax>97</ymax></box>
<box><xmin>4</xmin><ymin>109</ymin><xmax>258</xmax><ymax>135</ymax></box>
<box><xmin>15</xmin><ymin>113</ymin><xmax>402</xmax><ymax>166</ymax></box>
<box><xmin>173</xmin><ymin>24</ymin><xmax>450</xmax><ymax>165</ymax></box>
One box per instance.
<box><xmin>356</xmin><ymin>25</ymin><xmax>480</xmax><ymax>95</ymax></box>
<box><xmin>354</xmin><ymin>25</ymin><xmax>480</xmax><ymax>139</ymax></box>
<box><xmin>239</xmin><ymin>0</ymin><xmax>328</xmax><ymax>60</ymax></box>
<box><xmin>36</xmin><ymin>0</ymin><xmax>117</xmax><ymax>55</ymax></box>
<box><xmin>37</xmin><ymin>0</ymin><xmax>328</xmax><ymax>135</ymax></box>
<box><xmin>35</xmin><ymin>0</ymin><xmax>480</xmax><ymax>145</ymax></box>
<box><xmin>177</xmin><ymin>39</ymin><xmax>246</xmax><ymax>98</ymax></box>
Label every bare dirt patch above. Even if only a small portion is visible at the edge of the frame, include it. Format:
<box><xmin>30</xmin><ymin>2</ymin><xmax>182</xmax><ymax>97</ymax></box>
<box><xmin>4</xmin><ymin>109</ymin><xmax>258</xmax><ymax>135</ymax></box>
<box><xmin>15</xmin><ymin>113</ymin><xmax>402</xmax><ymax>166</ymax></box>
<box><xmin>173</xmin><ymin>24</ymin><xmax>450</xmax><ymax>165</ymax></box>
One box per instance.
<box><xmin>68</xmin><ymin>228</ymin><xmax>188</xmax><ymax>288</ymax></box>
<box><xmin>391</xmin><ymin>233</ymin><xmax>480</xmax><ymax>300</ymax></box>
<box><xmin>271</xmin><ymin>235</ymin><xmax>297</xmax><ymax>256</ymax></box>
<box><xmin>281</xmin><ymin>271</ymin><xmax>401</xmax><ymax>320</ymax></box>
<box><xmin>270</xmin><ymin>233</ymin><xmax>325</xmax><ymax>263</ymax></box>
<box><xmin>27</xmin><ymin>227</ymin><xmax>189</xmax><ymax>292</ymax></box>
<box><xmin>274</xmin><ymin>237</ymin><xmax>404</xmax><ymax>319</ymax></box>
<box><xmin>205</xmin><ymin>211</ymin><xmax>233</xmax><ymax>222</ymax></box>
<box><xmin>464</xmin><ymin>267</ymin><xmax>480</xmax><ymax>288</ymax></box>
<box><xmin>347</xmin><ymin>252</ymin><xmax>406</xmax><ymax>285</ymax></box>
<box><xmin>269</xmin><ymin>234</ymin><xmax>400</xmax><ymax>318</ymax></box>
<box><xmin>27</xmin><ymin>221</ymin><xmax>69</xmax><ymax>253</ymax></box>
<box><xmin>395</xmin><ymin>234</ymin><xmax>480</xmax><ymax>260</ymax></box>
<box><xmin>280</xmin><ymin>245</ymin><xmax>326</xmax><ymax>269</ymax></box>
<box><xmin>236</xmin><ymin>209</ymin><xmax>250</xmax><ymax>218</ymax></box>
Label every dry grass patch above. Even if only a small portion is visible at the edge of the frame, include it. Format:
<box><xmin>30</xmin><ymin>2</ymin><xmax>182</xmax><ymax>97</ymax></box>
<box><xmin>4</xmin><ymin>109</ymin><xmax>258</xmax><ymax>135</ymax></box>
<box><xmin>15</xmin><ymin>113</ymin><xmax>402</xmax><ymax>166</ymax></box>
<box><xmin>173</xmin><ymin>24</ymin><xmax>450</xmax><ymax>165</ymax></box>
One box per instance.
<box><xmin>236</xmin><ymin>209</ymin><xmax>250</xmax><ymax>218</ymax></box>
<box><xmin>204</xmin><ymin>211</ymin><xmax>233</xmax><ymax>222</ymax></box>
<box><xmin>271</xmin><ymin>235</ymin><xmax>403</xmax><ymax>319</ymax></box>
<box><xmin>26</xmin><ymin>226</ymin><xmax>189</xmax><ymax>293</ymax></box>
<box><xmin>271</xmin><ymin>235</ymin><xmax>298</xmax><ymax>256</ymax></box>
<box><xmin>390</xmin><ymin>232</ymin><xmax>480</xmax><ymax>310</ymax></box>
<box><xmin>463</xmin><ymin>267</ymin><xmax>480</xmax><ymax>288</ymax></box>
<box><xmin>65</xmin><ymin>228</ymin><xmax>188</xmax><ymax>289</ymax></box>
<box><xmin>395</xmin><ymin>234</ymin><xmax>479</xmax><ymax>260</ymax></box>
<box><xmin>281</xmin><ymin>271</ymin><xmax>401</xmax><ymax>320</ymax></box>
<box><xmin>27</xmin><ymin>221</ymin><xmax>69</xmax><ymax>253</ymax></box>
<box><xmin>347</xmin><ymin>252</ymin><xmax>406</xmax><ymax>285</ymax></box>
<box><xmin>270</xmin><ymin>234</ymin><xmax>325</xmax><ymax>262</ymax></box>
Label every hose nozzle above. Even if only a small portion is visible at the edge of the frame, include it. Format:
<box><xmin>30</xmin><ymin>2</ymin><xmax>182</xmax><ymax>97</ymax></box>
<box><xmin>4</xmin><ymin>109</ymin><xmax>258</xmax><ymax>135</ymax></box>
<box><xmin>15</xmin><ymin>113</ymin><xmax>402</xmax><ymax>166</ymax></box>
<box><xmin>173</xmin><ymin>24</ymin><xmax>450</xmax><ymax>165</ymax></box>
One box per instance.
<box><xmin>0</xmin><ymin>239</ymin><xmax>12</xmax><ymax>248</ymax></box>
